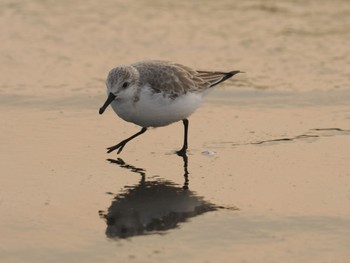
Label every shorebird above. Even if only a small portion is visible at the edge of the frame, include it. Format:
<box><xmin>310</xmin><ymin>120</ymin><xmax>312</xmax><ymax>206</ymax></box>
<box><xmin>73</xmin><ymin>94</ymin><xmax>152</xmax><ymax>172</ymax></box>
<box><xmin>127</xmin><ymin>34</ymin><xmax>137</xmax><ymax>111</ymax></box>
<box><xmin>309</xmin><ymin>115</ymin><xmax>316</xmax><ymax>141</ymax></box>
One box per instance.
<box><xmin>99</xmin><ymin>60</ymin><xmax>241</xmax><ymax>155</ymax></box>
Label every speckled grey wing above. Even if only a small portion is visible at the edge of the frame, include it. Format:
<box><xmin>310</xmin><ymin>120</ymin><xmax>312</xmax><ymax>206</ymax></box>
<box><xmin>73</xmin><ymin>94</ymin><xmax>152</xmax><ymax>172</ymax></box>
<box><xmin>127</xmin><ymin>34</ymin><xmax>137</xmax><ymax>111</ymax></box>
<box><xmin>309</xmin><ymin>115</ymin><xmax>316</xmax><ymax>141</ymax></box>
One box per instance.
<box><xmin>132</xmin><ymin>61</ymin><xmax>234</xmax><ymax>98</ymax></box>
<box><xmin>132</xmin><ymin>61</ymin><xmax>207</xmax><ymax>97</ymax></box>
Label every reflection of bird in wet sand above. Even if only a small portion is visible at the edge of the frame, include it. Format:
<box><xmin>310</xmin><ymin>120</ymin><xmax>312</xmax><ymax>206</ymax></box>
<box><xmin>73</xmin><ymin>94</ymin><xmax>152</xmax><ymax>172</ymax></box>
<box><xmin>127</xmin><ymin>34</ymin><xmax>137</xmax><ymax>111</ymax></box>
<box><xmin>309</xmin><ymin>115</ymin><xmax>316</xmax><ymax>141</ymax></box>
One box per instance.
<box><xmin>99</xmin><ymin>157</ymin><xmax>226</xmax><ymax>238</ymax></box>
<box><xmin>100</xmin><ymin>177</ymin><xmax>217</xmax><ymax>238</ymax></box>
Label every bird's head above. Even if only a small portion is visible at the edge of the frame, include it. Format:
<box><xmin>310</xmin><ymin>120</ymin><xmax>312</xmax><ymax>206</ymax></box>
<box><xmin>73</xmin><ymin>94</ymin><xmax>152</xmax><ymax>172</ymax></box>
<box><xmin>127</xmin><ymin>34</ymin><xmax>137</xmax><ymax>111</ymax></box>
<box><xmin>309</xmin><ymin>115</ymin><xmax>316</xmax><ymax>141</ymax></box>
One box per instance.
<box><xmin>99</xmin><ymin>66</ymin><xmax>139</xmax><ymax>115</ymax></box>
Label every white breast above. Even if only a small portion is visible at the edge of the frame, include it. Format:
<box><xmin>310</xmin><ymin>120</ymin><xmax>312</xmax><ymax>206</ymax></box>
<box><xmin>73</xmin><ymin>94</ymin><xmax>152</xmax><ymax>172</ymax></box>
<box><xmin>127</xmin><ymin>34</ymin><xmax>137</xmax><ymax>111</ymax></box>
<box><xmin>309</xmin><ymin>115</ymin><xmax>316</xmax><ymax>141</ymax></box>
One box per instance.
<box><xmin>111</xmin><ymin>86</ymin><xmax>204</xmax><ymax>127</ymax></box>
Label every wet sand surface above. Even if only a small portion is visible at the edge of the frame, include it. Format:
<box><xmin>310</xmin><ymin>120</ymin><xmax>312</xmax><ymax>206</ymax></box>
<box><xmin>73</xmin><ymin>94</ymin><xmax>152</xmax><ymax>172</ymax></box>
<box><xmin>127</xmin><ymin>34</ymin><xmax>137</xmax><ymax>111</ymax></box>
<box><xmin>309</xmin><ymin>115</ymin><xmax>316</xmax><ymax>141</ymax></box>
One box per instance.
<box><xmin>1</xmin><ymin>1</ymin><xmax>350</xmax><ymax>262</ymax></box>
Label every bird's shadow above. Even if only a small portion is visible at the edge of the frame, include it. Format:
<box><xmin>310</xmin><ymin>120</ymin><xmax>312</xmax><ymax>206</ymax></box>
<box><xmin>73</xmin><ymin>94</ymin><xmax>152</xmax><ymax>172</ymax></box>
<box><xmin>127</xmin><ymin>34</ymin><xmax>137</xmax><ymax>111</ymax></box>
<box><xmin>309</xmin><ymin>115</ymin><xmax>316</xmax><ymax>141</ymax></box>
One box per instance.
<box><xmin>99</xmin><ymin>154</ymin><xmax>235</xmax><ymax>239</ymax></box>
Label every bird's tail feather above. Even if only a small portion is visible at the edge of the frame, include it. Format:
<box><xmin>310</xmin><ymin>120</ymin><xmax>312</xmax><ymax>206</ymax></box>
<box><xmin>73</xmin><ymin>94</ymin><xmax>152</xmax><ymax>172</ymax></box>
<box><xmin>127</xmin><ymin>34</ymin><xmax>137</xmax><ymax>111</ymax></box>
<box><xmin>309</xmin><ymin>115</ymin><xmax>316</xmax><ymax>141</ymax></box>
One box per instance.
<box><xmin>196</xmin><ymin>70</ymin><xmax>242</xmax><ymax>88</ymax></box>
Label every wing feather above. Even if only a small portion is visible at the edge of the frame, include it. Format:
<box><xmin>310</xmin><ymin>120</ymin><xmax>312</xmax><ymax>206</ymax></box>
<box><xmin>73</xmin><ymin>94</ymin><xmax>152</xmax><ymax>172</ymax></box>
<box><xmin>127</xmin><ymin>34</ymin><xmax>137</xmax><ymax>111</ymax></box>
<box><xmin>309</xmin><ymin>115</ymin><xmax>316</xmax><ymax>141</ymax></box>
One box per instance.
<box><xmin>132</xmin><ymin>61</ymin><xmax>239</xmax><ymax>98</ymax></box>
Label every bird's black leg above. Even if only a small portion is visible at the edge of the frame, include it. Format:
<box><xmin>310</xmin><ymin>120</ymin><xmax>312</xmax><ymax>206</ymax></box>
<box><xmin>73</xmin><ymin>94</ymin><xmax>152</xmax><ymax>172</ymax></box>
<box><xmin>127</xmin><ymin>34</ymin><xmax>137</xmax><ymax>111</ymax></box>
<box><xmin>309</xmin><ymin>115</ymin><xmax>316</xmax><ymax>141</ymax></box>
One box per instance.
<box><xmin>107</xmin><ymin>127</ymin><xmax>147</xmax><ymax>154</ymax></box>
<box><xmin>177</xmin><ymin>119</ymin><xmax>189</xmax><ymax>156</ymax></box>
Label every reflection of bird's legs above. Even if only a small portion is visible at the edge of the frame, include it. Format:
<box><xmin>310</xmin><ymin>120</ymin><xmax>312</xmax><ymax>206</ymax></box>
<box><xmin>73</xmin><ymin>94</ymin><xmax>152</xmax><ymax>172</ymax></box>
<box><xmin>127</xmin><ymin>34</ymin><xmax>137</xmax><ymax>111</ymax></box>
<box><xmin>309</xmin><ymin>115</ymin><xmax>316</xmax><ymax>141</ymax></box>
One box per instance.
<box><xmin>108</xmin><ymin>150</ymin><xmax>189</xmax><ymax>189</ymax></box>
<box><xmin>178</xmin><ymin>152</ymin><xmax>189</xmax><ymax>190</ymax></box>
<box><xmin>107</xmin><ymin>158</ymin><xmax>146</xmax><ymax>180</ymax></box>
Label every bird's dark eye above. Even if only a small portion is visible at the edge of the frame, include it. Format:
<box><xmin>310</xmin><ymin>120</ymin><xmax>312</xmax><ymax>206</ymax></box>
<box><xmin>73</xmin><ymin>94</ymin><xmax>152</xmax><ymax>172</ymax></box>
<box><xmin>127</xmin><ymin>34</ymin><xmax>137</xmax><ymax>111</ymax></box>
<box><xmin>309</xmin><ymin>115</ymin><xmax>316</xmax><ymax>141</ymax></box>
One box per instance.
<box><xmin>122</xmin><ymin>82</ymin><xmax>129</xmax><ymax>88</ymax></box>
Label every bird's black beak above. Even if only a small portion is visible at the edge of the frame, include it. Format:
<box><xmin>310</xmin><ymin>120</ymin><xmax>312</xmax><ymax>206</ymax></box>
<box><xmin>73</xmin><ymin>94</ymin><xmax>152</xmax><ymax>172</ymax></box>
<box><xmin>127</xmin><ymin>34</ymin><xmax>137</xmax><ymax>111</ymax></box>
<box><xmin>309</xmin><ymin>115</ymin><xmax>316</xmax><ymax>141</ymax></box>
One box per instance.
<box><xmin>99</xmin><ymin>93</ymin><xmax>116</xmax><ymax>115</ymax></box>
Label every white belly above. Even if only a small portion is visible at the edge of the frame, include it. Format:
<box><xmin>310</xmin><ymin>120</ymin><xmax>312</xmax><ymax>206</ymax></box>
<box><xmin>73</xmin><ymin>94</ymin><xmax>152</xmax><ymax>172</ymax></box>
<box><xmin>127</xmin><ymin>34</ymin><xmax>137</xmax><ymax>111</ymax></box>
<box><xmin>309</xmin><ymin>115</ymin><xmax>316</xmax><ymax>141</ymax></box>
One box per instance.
<box><xmin>111</xmin><ymin>88</ymin><xmax>204</xmax><ymax>127</ymax></box>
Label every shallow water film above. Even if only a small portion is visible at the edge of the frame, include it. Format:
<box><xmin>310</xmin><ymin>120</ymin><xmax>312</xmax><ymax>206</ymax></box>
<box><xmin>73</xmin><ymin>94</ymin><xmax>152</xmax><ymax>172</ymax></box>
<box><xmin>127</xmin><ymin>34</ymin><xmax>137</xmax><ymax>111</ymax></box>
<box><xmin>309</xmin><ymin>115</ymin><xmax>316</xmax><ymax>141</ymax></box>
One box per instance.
<box><xmin>1</xmin><ymin>0</ymin><xmax>350</xmax><ymax>262</ymax></box>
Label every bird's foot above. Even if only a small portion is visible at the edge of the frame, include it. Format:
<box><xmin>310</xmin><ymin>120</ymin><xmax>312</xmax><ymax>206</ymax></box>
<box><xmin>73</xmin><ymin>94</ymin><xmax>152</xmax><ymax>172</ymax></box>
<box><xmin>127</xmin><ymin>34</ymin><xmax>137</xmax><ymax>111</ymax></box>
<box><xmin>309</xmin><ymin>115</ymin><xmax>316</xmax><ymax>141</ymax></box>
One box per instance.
<box><xmin>107</xmin><ymin>141</ymin><xmax>126</xmax><ymax>154</ymax></box>
<box><xmin>176</xmin><ymin>148</ymin><xmax>187</xmax><ymax>157</ymax></box>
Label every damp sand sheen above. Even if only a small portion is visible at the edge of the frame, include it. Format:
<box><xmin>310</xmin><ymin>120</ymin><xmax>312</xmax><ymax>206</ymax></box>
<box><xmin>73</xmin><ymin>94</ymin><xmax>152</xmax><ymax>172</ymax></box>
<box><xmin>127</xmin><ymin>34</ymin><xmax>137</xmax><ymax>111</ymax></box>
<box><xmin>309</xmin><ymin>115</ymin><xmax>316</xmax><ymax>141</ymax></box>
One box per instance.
<box><xmin>1</xmin><ymin>1</ymin><xmax>350</xmax><ymax>262</ymax></box>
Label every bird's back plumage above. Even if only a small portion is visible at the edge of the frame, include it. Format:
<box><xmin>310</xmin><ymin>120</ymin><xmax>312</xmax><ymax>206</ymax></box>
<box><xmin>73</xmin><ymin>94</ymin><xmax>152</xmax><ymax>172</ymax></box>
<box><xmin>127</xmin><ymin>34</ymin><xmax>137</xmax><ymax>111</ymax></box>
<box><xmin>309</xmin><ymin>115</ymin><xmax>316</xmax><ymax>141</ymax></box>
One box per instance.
<box><xmin>132</xmin><ymin>60</ymin><xmax>237</xmax><ymax>98</ymax></box>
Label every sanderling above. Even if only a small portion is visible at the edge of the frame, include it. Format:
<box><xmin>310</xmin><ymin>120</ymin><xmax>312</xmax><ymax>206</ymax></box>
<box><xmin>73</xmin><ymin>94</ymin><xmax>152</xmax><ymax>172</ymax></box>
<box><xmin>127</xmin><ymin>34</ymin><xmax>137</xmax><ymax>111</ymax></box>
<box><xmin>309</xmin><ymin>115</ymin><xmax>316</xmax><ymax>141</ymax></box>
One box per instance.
<box><xmin>99</xmin><ymin>60</ymin><xmax>241</xmax><ymax>155</ymax></box>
